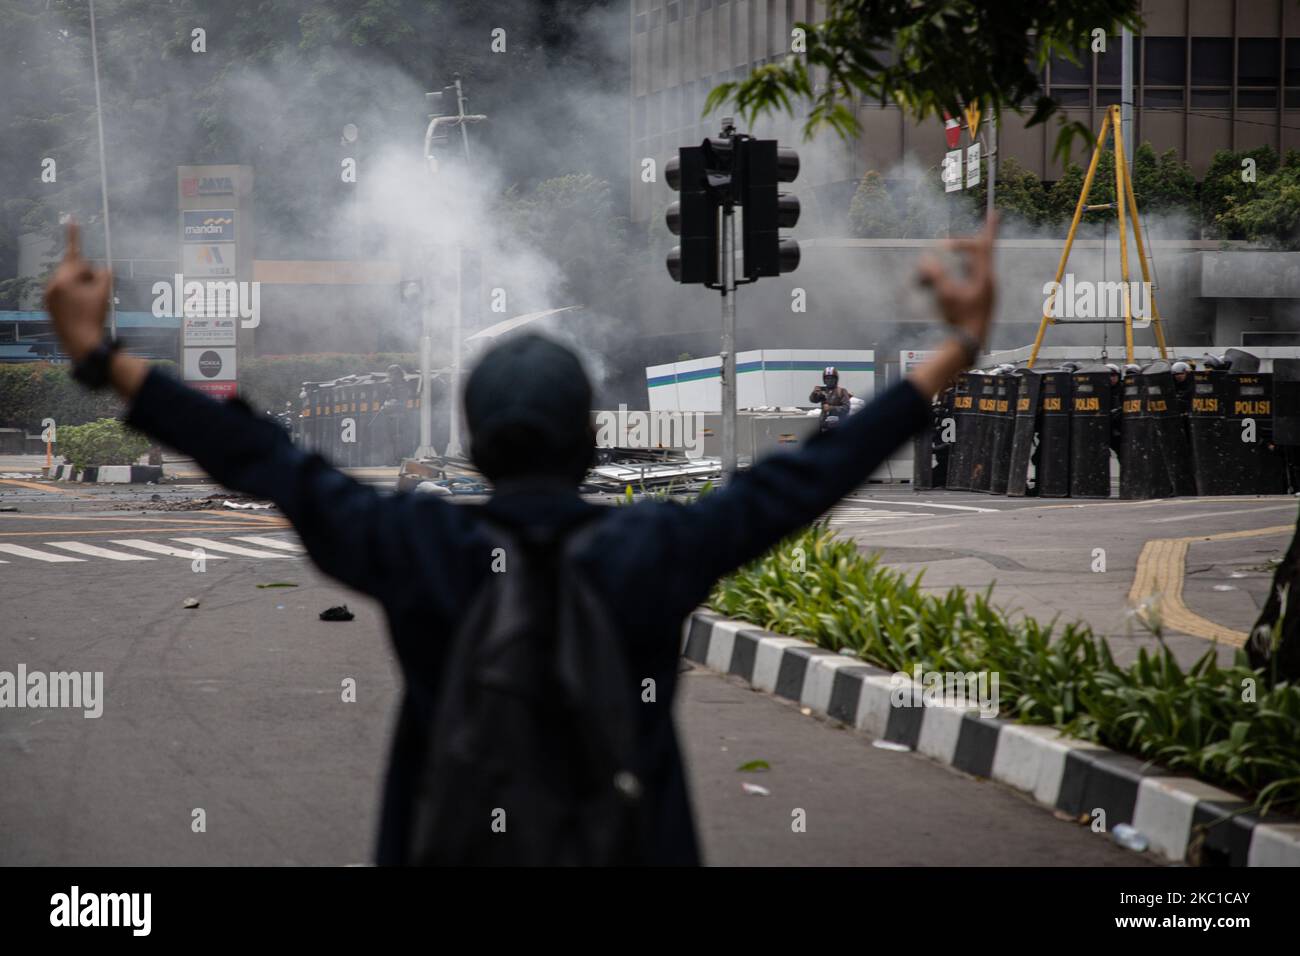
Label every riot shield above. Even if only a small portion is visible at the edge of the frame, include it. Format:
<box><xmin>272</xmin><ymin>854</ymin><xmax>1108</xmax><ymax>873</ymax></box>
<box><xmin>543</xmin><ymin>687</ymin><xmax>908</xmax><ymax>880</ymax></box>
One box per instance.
<box><xmin>967</xmin><ymin>375</ymin><xmax>1000</xmax><ymax>492</ymax></box>
<box><xmin>945</xmin><ymin>374</ymin><xmax>977</xmax><ymax>491</ymax></box>
<box><xmin>987</xmin><ymin>374</ymin><xmax>1021</xmax><ymax>495</ymax></box>
<box><xmin>1275</xmin><ymin>359</ymin><xmax>1300</xmax><ymax>446</ymax></box>
<box><xmin>1226</xmin><ymin>373</ymin><xmax>1288</xmax><ymax>494</ymax></box>
<box><xmin>1137</xmin><ymin>365</ymin><xmax>1176</xmax><ymax>499</ymax></box>
<box><xmin>1005</xmin><ymin>371</ymin><xmax>1042</xmax><ymax>497</ymax></box>
<box><xmin>1119</xmin><ymin>372</ymin><xmax>1155</xmax><ymax>499</ymax></box>
<box><xmin>1037</xmin><ymin>370</ymin><xmax>1072</xmax><ymax>497</ymax></box>
<box><xmin>1224</xmin><ymin>348</ymin><xmax>1261</xmax><ymax>374</ymax></box>
<box><xmin>1146</xmin><ymin>365</ymin><xmax>1196</xmax><ymax>497</ymax></box>
<box><xmin>1189</xmin><ymin>371</ymin><xmax>1231</xmax><ymax>495</ymax></box>
<box><xmin>1070</xmin><ymin>368</ymin><xmax>1112</xmax><ymax>498</ymax></box>
<box><xmin>912</xmin><ymin>431</ymin><xmax>935</xmax><ymax>489</ymax></box>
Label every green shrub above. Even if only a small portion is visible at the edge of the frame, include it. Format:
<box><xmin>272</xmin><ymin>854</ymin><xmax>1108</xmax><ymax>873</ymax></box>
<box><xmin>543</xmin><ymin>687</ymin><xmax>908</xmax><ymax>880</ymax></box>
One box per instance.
<box><xmin>58</xmin><ymin>418</ymin><xmax>151</xmax><ymax>470</ymax></box>
<box><xmin>709</xmin><ymin>522</ymin><xmax>1300</xmax><ymax>815</ymax></box>
<box><xmin>0</xmin><ymin>355</ymin><xmax>414</xmax><ymax>433</ymax></box>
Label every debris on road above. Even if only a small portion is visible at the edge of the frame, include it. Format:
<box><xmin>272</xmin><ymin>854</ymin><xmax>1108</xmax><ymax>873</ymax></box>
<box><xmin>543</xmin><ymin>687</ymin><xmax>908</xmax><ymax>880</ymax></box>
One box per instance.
<box><xmin>1111</xmin><ymin>823</ymin><xmax>1150</xmax><ymax>853</ymax></box>
<box><xmin>741</xmin><ymin>782</ymin><xmax>771</xmax><ymax>796</ymax></box>
<box><xmin>0</xmin><ymin>505</ymin><xmax>18</xmax><ymax>512</ymax></box>
<box><xmin>182</xmin><ymin>598</ymin><xmax>200</xmax><ymax>609</ymax></box>
<box><xmin>320</xmin><ymin>605</ymin><xmax>355</xmax><ymax>622</ymax></box>
<box><xmin>414</xmin><ymin>476</ymin><xmax>488</xmax><ymax>496</ymax></box>
<box><xmin>256</xmin><ymin>582</ymin><xmax>298</xmax><ymax>589</ymax></box>
<box><xmin>223</xmin><ymin>499</ymin><xmax>273</xmax><ymax>510</ymax></box>
<box><xmin>737</xmin><ymin>759</ymin><xmax>770</xmax><ymax>772</ymax></box>
<box><xmin>579</xmin><ymin>448</ymin><xmax>722</xmax><ymax>496</ymax></box>
<box><xmin>872</xmin><ymin>740</ymin><xmax>912</xmax><ymax>753</ymax></box>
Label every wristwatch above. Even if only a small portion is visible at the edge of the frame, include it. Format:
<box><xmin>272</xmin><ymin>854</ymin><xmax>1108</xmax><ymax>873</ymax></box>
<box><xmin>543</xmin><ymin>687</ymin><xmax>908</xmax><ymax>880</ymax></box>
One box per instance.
<box><xmin>71</xmin><ymin>337</ymin><xmax>122</xmax><ymax>390</ymax></box>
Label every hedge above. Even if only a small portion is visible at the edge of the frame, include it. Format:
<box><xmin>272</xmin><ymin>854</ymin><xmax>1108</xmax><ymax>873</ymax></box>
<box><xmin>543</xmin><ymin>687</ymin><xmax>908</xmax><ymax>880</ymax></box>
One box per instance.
<box><xmin>709</xmin><ymin>522</ymin><xmax>1300</xmax><ymax>817</ymax></box>
<box><xmin>57</xmin><ymin>418</ymin><xmax>152</xmax><ymax>470</ymax></box>
<box><xmin>0</xmin><ymin>354</ymin><xmax>417</xmax><ymax>433</ymax></box>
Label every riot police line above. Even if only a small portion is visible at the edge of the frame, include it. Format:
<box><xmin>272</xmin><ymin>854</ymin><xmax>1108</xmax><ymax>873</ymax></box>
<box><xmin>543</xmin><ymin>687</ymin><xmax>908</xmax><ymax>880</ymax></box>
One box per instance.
<box><xmin>290</xmin><ymin>364</ymin><xmax>448</xmax><ymax>467</ymax></box>
<box><xmin>915</xmin><ymin>349</ymin><xmax>1300</xmax><ymax>498</ymax></box>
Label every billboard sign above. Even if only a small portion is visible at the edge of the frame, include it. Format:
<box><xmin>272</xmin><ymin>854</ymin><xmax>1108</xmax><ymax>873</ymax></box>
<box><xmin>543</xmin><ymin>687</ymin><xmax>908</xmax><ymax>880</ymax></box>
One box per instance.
<box><xmin>181</xmin><ymin>242</ymin><xmax>236</xmax><ymax>277</ymax></box>
<box><xmin>184</xmin><ymin>346</ymin><xmax>237</xmax><ymax>381</ymax></box>
<box><xmin>181</xmin><ymin>210</ymin><xmax>236</xmax><ymax>243</ymax></box>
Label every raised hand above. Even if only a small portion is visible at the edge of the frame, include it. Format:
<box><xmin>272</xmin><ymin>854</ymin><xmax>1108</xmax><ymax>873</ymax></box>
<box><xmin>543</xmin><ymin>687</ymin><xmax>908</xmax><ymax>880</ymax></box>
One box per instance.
<box><xmin>44</xmin><ymin>221</ymin><xmax>112</xmax><ymax>362</ymax></box>
<box><xmin>916</xmin><ymin>212</ymin><xmax>998</xmax><ymax>350</ymax></box>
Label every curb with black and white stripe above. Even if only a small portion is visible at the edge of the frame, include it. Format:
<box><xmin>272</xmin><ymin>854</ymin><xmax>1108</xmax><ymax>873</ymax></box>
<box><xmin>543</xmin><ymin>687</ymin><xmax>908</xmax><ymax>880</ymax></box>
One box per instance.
<box><xmin>682</xmin><ymin>610</ymin><xmax>1300</xmax><ymax>866</ymax></box>
<box><xmin>50</xmin><ymin>464</ymin><xmax>162</xmax><ymax>484</ymax></box>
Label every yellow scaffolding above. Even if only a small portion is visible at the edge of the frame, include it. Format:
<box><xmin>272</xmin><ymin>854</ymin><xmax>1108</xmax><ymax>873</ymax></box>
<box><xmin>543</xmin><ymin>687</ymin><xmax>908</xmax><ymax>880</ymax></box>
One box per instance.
<box><xmin>1027</xmin><ymin>104</ymin><xmax>1170</xmax><ymax>368</ymax></box>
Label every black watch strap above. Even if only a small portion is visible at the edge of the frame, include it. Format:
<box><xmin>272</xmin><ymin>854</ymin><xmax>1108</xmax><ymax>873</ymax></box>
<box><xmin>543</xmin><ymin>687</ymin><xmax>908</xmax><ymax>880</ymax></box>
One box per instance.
<box><xmin>71</xmin><ymin>338</ymin><xmax>122</xmax><ymax>390</ymax></box>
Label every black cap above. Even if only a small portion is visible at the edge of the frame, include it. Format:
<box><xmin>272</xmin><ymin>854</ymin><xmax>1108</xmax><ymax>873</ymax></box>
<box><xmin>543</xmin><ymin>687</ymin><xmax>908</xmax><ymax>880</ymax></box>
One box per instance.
<box><xmin>464</xmin><ymin>333</ymin><xmax>594</xmax><ymax>483</ymax></box>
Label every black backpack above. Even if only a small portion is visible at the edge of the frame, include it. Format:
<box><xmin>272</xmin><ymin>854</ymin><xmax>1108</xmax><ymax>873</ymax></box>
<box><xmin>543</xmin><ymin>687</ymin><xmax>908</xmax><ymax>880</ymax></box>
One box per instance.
<box><xmin>409</xmin><ymin>515</ymin><xmax>651</xmax><ymax>865</ymax></box>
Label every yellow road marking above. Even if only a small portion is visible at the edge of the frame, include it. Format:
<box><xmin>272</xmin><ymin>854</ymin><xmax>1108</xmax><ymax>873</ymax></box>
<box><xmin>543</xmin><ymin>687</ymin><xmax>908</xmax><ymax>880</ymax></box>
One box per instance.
<box><xmin>1129</xmin><ymin>525</ymin><xmax>1294</xmax><ymax>647</ymax></box>
<box><xmin>0</xmin><ymin>478</ymin><xmax>82</xmax><ymax>495</ymax></box>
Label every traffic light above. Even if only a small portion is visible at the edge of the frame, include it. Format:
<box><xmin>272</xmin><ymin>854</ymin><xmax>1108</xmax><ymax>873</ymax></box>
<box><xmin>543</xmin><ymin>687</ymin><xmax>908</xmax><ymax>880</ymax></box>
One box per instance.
<box><xmin>739</xmin><ymin>139</ymin><xmax>800</xmax><ymax>280</ymax></box>
<box><xmin>665</xmin><ymin>146</ymin><xmax>718</xmax><ymax>285</ymax></box>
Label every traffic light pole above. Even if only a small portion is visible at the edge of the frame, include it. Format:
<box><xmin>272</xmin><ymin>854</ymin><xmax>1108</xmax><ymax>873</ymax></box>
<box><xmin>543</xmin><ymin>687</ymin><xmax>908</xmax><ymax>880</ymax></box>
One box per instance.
<box><xmin>720</xmin><ymin>202</ymin><xmax>738</xmax><ymax>476</ymax></box>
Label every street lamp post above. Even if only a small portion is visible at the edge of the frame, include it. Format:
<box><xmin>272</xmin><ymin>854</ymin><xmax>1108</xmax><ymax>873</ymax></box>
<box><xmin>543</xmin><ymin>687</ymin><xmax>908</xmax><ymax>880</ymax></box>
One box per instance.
<box><xmin>88</xmin><ymin>0</ymin><xmax>116</xmax><ymax>339</ymax></box>
<box><xmin>418</xmin><ymin>76</ymin><xmax>486</xmax><ymax>461</ymax></box>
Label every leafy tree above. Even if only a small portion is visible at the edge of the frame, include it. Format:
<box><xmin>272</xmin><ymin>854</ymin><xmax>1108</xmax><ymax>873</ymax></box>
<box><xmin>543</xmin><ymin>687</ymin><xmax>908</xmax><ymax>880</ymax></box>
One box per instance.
<box><xmin>847</xmin><ymin>171</ymin><xmax>901</xmax><ymax>237</ymax></box>
<box><xmin>967</xmin><ymin>157</ymin><xmax>1054</xmax><ymax>230</ymax></box>
<box><xmin>1214</xmin><ymin>163</ymin><xmax>1300</xmax><ymax>248</ymax></box>
<box><xmin>706</xmin><ymin>0</ymin><xmax>1141</xmax><ymax>161</ymax></box>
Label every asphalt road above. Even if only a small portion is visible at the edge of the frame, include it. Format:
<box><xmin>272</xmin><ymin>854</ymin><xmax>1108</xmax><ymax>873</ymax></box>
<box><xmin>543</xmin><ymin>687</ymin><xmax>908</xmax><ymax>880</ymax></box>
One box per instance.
<box><xmin>0</xmin><ymin>506</ymin><xmax>1153</xmax><ymax>866</ymax></box>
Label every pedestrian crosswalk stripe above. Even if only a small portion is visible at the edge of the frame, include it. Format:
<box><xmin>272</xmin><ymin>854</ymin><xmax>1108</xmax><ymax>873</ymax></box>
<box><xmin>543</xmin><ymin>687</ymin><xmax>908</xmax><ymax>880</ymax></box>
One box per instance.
<box><xmin>169</xmin><ymin>537</ymin><xmax>289</xmax><ymax>558</ymax></box>
<box><xmin>110</xmin><ymin>539</ymin><xmax>228</xmax><ymax>559</ymax></box>
<box><xmin>0</xmin><ymin>543</ymin><xmax>84</xmax><ymax>562</ymax></box>
<box><xmin>230</xmin><ymin>535</ymin><xmax>306</xmax><ymax>553</ymax></box>
<box><xmin>47</xmin><ymin>541</ymin><xmax>156</xmax><ymax>561</ymax></box>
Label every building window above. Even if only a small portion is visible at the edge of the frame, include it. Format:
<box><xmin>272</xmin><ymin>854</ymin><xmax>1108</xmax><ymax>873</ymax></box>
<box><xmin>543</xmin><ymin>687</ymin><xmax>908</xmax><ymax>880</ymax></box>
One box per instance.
<box><xmin>667</xmin><ymin>1</ymin><xmax>679</xmax><ymax>23</ymax></box>
<box><xmin>1096</xmin><ymin>36</ymin><xmax>1140</xmax><ymax>85</ymax></box>
<box><xmin>1143</xmin><ymin>37</ymin><xmax>1185</xmax><ymax>88</ymax></box>
<box><xmin>635</xmin><ymin>13</ymin><xmax>648</xmax><ymax>34</ymax></box>
<box><xmin>1238</xmin><ymin>38</ymin><xmax>1280</xmax><ymax>87</ymax></box>
<box><xmin>1049</xmin><ymin>52</ymin><xmax>1091</xmax><ymax>85</ymax></box>
<box><xmin>1053</xmin><ymin>87</ymin><xmax>1090</xmax><ymax>107</ymax></box>
<box><xmin>1190</xmin><ymin>37</ymin><xmax>1230</xmax><ymax>107</ymax></box>
<box><xmin>1238</xmin><ymin>89</ymin><xmax>1277</xmax><ymax>108</ymax></box>
<box><xmin>1143</xmin><ymin>88</ymin><xmax>1184</xmax><ymax>108</ymax></box>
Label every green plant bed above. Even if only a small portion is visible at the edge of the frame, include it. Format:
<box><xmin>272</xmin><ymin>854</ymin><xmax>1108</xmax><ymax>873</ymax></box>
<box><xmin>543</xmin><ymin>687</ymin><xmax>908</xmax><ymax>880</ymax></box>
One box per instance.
<box><xmin>57</xmin><ymin>418</ymin><xmax>151</xmax><ymax>471</ymax></box>
<box><xmin>708</xmin><ymin>522</ymin><xmax>1300</xmax><ymax>816</ymax></box>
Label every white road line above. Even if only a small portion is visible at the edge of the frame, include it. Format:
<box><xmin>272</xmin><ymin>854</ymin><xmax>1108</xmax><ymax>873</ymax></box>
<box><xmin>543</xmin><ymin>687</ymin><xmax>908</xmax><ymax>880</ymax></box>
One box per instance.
<box><xmin>111</xmin><ymin>539</ymin><xmax>227</xmax><ymax>559</ymax></box>
<box><xmin>1149</xmin><ymin>505</ymin><xmax>1298</xmax><ymax>523</ymax></box>
<box><xmin>888</xmin><ymin>500</ymin><xmax>999</xmax><ymax>513</ymax></box>
<box><xmin>170</xmin><ymin>537</ymin><xmax>288</xmax><ymax>558</ymax></box>
<box><xmin>0</xmin><ymin>543</ymin><xmax>85</xmax><ymax>563</ymax></box>
<box><xmin>46</xmin><ymin>541</ymin><xmax>155</xmax><ymax>561</ymax></box>
<box><xmin>848</xmin><ymin>522</ymin><xmax>965</xmax><ymax>537</ymax></box>
<box><xmin>230</xmin><ymin>535</ymin><xmax>306</xmax><ymax>553</ymax></box>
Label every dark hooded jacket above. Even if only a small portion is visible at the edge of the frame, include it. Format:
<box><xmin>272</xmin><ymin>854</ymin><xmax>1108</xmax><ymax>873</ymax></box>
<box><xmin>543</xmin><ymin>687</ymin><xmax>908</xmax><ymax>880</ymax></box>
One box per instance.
<box><xmin>126</xmin><ymin>367</ymin><xmax>930</xmax><ymax>864</ymax></box>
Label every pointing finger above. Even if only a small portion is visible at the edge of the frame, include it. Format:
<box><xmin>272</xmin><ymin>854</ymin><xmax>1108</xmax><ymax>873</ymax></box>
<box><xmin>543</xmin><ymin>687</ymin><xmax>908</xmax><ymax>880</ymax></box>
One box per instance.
<box><xmin>65</xmin><ymin>220</ymin><xmax>81</xmax><ymax>264</ymax></box>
